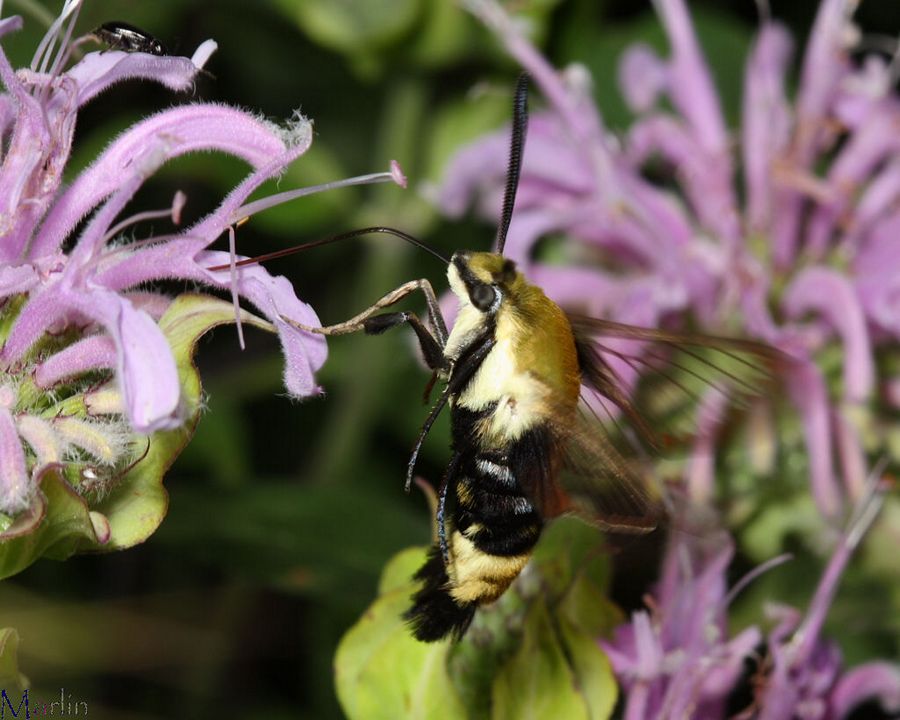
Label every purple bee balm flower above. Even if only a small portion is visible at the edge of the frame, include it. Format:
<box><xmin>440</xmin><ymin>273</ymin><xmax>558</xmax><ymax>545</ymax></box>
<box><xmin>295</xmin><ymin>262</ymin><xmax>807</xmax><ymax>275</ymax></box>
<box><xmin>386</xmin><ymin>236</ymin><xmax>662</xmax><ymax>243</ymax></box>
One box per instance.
<box><xmin>0</xmin><ymin>1</ymin><xmax>402</xmax><ymax>514</ymax></box>
<box><xmin>602</xmin><ymin>476</ymin><xmax>899</xmax><ymax>720</ymax></box>
<box><xmin>601</xmin><ymin>527</ymin><xmax>768</xmax><ymax>720</ymax></box>
<box><xmin>451</xmin><ymin>0</ymin><xmax>900</xmax><ymax>520</ymax></box>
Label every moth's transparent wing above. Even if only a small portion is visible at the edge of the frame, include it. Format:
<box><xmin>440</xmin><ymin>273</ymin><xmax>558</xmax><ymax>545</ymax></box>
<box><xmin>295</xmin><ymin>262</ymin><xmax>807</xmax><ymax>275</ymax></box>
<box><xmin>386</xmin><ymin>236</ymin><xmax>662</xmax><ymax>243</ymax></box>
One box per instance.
<box><xmin>566</xmin><ymin>314</ymin><xmax>788</xmax><ymax>452</ymax></box>
<box><xmin>554</xmin><ymin>409</ymin><xmax>663</xmax><ymax>533</ymax></box>
<box><xmin>518</xmin><ymin>315</ymin><xmax>786</xmax><ymax>530</ymax></box>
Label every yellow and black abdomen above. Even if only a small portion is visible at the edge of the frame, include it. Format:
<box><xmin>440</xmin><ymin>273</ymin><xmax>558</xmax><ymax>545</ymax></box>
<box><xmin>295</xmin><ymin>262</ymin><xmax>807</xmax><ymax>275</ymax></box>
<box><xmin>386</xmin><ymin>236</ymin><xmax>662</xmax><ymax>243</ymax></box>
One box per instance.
<box><xmin>404</xmin><ymin>406</ymin><xmax>547</xmax><ymax>641</ymax></box>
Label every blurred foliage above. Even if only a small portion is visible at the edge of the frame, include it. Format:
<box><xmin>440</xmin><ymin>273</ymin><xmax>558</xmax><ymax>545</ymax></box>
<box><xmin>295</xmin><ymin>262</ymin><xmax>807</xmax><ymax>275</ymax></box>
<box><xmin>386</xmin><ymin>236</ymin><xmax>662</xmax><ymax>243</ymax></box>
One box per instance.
<box><xmin>2</xmin><ymin>0</ymin><xmax>899</xmax><ymax>718</ymax></box>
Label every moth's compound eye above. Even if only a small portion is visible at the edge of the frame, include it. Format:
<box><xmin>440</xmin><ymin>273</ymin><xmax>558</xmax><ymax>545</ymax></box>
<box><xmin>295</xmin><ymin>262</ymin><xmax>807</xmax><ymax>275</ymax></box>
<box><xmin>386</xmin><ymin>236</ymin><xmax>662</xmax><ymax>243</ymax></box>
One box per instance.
<box><xmin>470</xmin><ymin>284</ymin><xmax>498</xmax><ymax>312</ymax></box>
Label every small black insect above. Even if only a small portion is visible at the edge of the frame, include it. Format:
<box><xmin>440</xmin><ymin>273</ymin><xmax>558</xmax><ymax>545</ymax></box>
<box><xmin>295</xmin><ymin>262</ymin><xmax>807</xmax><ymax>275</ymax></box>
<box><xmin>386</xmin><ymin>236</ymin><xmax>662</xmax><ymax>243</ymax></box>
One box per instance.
<box><xmin>93</xmin><ymin>21</ymin><xmax>166</xmax><ymax>56</ymax></box>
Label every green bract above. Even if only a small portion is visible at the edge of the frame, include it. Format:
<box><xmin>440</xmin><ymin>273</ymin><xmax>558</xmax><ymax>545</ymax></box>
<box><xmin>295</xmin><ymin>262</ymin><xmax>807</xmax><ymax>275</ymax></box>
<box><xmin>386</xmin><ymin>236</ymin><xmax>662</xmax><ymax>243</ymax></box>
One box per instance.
<box><xmin>0</xmin><ymin>295</ymin><xmax>270</xmax><ymax>578</ymax></box>
<box><xmin>335</xmin><ymin>519</ymin><xmax>621</xmax><ymax>720</ymax></box>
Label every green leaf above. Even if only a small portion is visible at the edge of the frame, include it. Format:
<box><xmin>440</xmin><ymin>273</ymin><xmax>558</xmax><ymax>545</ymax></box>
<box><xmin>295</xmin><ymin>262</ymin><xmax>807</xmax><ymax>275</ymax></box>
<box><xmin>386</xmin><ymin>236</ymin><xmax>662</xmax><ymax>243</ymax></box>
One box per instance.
<box><xmin>405</xmin><ymin>0</ymin><xmax>474</xmax><ymax>68</ymax></box>
<box><xmin>491</xmin><ymin>598</ymin><xmax>589</xmax><ymax>720</ymax></box>
<box><xmin>335</xmin><ymin>547</ymin><xmax>466</xmax><ymax>720</ymax></box>
<box><xmin>276</xmin><ymin>0</ymin><xmax>423</xmax><ymax>56</ymax></box>
<box><xmin>0</xmin><ymin>628</ymin><xmax>27</xmax><ymax>693</ymax></box>
<box><xmin>89</xmin><ymin>295</ymin><xmax>271</xmax><ymax>551</ymax></box>
<box><xmin>558</xmin><ymin>617</ymin><xmax>618</xmax><ymax>720</ymax></box>
<box><xmin>0</xmin><ymin>471</ymin><xmax>99</xmax><ymax>580</ymax></box>
<box><xmin>530</xmin><ymin>517</ymin><xmax>611</xmax><ymax>603</ymax></box>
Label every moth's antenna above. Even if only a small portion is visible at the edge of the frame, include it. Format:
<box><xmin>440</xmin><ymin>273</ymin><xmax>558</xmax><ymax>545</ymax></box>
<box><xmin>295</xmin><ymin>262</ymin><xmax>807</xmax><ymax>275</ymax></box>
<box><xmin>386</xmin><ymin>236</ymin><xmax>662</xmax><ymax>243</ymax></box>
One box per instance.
<box><xmin>495</xmin><ymin>72</ymin><xmax>530</xmax><ymax>255</ymax></box>
<box><xmin>207</xmin><ymin>226</ymin><xmax>449</xmax><ymax>272</ymax></box>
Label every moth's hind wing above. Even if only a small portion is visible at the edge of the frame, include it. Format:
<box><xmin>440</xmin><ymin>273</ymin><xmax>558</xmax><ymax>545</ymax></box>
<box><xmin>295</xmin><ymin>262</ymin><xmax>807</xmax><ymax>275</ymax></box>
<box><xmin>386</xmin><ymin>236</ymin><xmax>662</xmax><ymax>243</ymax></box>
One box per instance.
<box><xmin>566</xmin><ymin>314</ymin><xmax>789</xmax><ymax>452</ymax></box>
<box><xmin>512</xmin><ymin>396</ymin><xmax>664</xmax><ymax>534</ymax></box>
<box><xmin>519</xmin><ymin>315</ymin><xmax>788</xmax><ymax>533</ymax></box>
<box><xmin>556</xmin><ymin>410</ymin><xmax>665</xmax><ymax>533</ymax></box>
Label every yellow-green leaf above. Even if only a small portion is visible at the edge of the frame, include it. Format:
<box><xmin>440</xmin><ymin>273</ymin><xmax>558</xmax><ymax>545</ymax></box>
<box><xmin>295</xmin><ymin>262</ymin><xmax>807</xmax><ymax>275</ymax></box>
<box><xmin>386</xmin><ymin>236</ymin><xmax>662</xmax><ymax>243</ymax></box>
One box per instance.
<box><xmin>558</xmin><ymin>617</ymin><xmax>617</xmax><ymax>720</ymax></box>
<box><xmin>492</xmin><ymin>598</ymin><xmax>589</xmax><ymax>720</ymax></box>
<box><xmin>0</xmin><ymin>628</ymin><xmax>27</xmax><ymax>693</ymax></box>
<box><xmin>336</xmin><ymin>547</ymin><xmax>466</xmax><ymax>720</ymax></box>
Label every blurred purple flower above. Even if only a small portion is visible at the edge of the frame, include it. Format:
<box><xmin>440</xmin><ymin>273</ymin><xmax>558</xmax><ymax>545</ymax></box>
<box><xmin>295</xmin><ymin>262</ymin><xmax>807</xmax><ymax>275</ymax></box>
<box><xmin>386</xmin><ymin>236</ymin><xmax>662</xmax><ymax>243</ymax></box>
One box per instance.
<box><xmin>0</xmin><ymin>1</ymin><xmax>399</xmax><ymax>514</ymax></box>
<box><xmin>601</xmin><ymin>479</ymin><xmax>899</xmax><ymax>719</ymax></box>
<box><xmin>449</xmin><ymin>0</ymin><xmax>900</xmax><ymax>519</ymax></box>
<box><xmin>601</xmin><ymin>529</ymin><xmax>762</xmax><ymax>719</ymax></box>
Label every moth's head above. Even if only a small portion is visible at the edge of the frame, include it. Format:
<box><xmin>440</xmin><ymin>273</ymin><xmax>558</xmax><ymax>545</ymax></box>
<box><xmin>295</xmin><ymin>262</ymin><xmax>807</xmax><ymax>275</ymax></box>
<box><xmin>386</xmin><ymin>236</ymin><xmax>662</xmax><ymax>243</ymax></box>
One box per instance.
<box><xmin>448</xmin><ymin>251</ymin><xmax>523</xmax><ymax>314</ymax></box>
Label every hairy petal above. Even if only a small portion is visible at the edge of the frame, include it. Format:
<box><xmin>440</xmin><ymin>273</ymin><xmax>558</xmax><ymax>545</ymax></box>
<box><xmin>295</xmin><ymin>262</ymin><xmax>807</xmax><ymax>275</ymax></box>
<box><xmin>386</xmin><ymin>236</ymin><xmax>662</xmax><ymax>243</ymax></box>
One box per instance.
<box><xmin>34</xmin><ymin>335</ymin><xmax>117</xmax><ymax>388</ymax></box>
<box><xmin>0</xmin><ymin>30</ymin><xmax>56</xmax><ymax>258</ymax></box>
<box><xmin>64</xmin><ymin>288</ymin><xmax>182</xmax><ymax>432</ymax></box>
<box><xmin>200</xmin><ymin>252</ymin><xmax>326</xmax><ymax>397</ymax></box>
<box><xmin>33</xmin><ymin>105</ymin><xmax>302</xmax><ymax>258</ymax></box>
<box><xmin>66</xmin><ymin>47</ymin><xmax>211</xmax><ymax>107</ymax></box>
<box><xmin>0</xmin><ymin>406</ymin><xmax>31</xmax><ymax>513</ymax></box>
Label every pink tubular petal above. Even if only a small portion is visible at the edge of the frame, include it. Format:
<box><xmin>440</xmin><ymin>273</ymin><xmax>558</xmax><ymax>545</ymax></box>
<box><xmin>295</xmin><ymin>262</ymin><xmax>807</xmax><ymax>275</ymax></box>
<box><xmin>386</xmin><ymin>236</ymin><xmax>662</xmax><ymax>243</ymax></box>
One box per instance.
<box><xmin>110</xmin><ymin>300</ymin><xmax>181</xmax><ymax>432</ymax></box>
<box><xmin>0</xmin><ymin>407</ymin><xmax>31</xmax><ymax>513</ymax></box>
<box><xmin>438</xmin><ymin>113</ymin><xmax>592</xmax><ymax>220</ymax></box>
<box><xmin>200</xmin><ymin>252</ymin><xmax>327</xmax><ymax>397</ymax></box>
<box><xmin>32</xmin><ymin>105</ymin><xmax>308</xmax><ymax>258</ymax></box>
<box><xmin>462</xmin><ymin>0</ymin><xmax>603</xmax><ymax>147</ymax></box>
<box><xmin>772</xmin><ymin>0</ymin><xmax>853</xmax><ymax>270</ymax></box>
<box><xmin>795</xmin><ymin>0</ymin><xmax>853</xmax><ymax>162</ymax></box>
<box><xmin>93</xmin><ymin>237</ymin><xmax>210</xmax><ymax>290</ymax></box>
<box><xmin>529</xmin><ymin>265</ymin><xmax>622</xmax><ymax>317</ymax></box>
<box><xmin>0</xmin><ymin>34</ymin><xmax>54</xmax><ymax>260</ymax></box>
<box><xmin>191</xmin><ymin>39</ymin><xmax>218</xmax><ymax>68</ymax></box>
<box><xmin>833</xmin><ymin>410</ymin><xmax>866</xmax><ymax>501</ymax></box>
<box><xmin>48</xmin><ymin>288</ymin><xmax>181</xmax><ymax>433</ymax></box>
<box><xmin>67</xmin><ymin>158</ymin><xmax>153</xmax><ymax>267</ymax></box>
<box><xmin>66</xmin><ymin>50</ymin><xmax>205</xmax><ymax>107</ymax></box>
<box><xmin>186</xmin><ymin>119</ymin><xmax>313</xmax><ymax>241</ymax></box>
<box><xmin>805</xmin><ymin>107</ymin><xmax>900</xmax><ymax>257</ymax></box>
<box><xmin>0</xmin><ymin>264</ymin><xmax>41</xmax><ymax>299</ymax></box>
<box><xmin>619</xmin><ymin>43</ymin><xmax>667</xmax><ymax>113</ymax></box>
<box><xmin>786</xmin><ymin>360</ymin><xmax>841</xmax><ymax>518</ymax></box>
<box><xmin>853</xmin><ymin>226</ymin><xmax>900</xmax><ymax>336</ymax></box>
<box><xmin>34</xmin><ymin>335</ymin><xmax>117</xmax><ymax>388</ymax></box>
<box><xmin>742</xmin><ymin>22</ymin><xmax>793</xmax><ymax>231</ymax></box>
<box><xmin>15</xmin><ymin>415</ymin><xmax>61</xmax><ymax>467</ymax></box>
<box><xmin>108</xmin><ymin>302</ymin><xmax>180</xmax><ymax>432</ymax></box>
<box><xmin>686</xmin><ymin>388</ymin><xmax>729</xmax><ymax>503</ymax></box>
<box><xmin>848</xmin><ymin>161</ymin><xmax>900</xmax><ymax>243</ymax></box>
<box><xmin>830</xmin><ymin>663</ymin><xmax>900</xmax><ymax>718</ymax></box>
<box><xmin>1</xmin><ymin>290</ymin><xmax>69</xmax><ymax>366</ymax></box>
<box><xmin>79</xmin><ymin>290</ymin><xmax>181</xmax><ymax>431</ymax></box>
<box><xmin>654</xmin><ymin>0</ymin><xmax>729</xmax><ymax>157</ymax></box>
<box><xmin>0</xmin><ymin>16</ymin><xmax>23</xmax><ymax>38</ymax></box>
<box><xmin>627</xmin><ymin>114</ymin><xmax>739</xmax><ymax>242</ymax></box>
<box><xmin>632</xmin><ymin>611</ymin><xmax>664</xmax><ymax>680</ymax></box>
<box><xmin>783</xmin><ymin>267</ymin><xmax>874</xmax><ymax>402</ymax></box>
